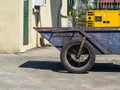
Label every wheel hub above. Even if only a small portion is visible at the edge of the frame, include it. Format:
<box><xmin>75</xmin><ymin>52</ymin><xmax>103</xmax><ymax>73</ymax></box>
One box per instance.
<box><xmin>70</xmin><ymin>54</ymin><xmax>89</xmax><ymax>63</ymax></box>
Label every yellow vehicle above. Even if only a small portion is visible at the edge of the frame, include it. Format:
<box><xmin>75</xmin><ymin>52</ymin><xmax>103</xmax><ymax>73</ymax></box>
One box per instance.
<box><xmin>86</xmin><ymin>0</ymin><xmax>120</xmax><ymax>27</ymax></box>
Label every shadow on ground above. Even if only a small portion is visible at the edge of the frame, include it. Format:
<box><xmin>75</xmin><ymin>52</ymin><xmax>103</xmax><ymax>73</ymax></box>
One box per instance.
<box><xmin>91</xmin><ymin>63</ymin><xmax>120</xmax><ymax>72</ymax></box>
<box><xmin>19</xmin><ymin>61</ymin><xmax>66</xmax><ymax>73</ymax></box>
<box><xmin>19</xmin><ymin>61</ymin><xmax>120</xmax><ymax>73</ymax></box>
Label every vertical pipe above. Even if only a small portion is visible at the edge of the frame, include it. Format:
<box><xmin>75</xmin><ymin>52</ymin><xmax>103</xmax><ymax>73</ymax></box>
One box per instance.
<box><xmin>113</xmin><ymin>0</ymin><xmax>115</xmax><ymax>9</ymax></box>
<box><xmin>97</xmin><ymin>0</ymin><xmax>99</xmax><ymax>9</ymax></box>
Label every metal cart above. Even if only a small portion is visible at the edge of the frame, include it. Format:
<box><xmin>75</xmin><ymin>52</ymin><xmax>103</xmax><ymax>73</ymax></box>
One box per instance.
<box><xmin>34</xmin><ymin>27</ymin><xmax>120</xmax><ymax>73</ymax></box>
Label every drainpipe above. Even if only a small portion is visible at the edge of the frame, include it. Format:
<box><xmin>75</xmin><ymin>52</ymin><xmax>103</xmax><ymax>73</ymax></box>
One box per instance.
<box><xmin>33</xmin><ymin>6</ymin><xmax>41</xmax><ymax>47</ymax></box>
<box><xmin>33</xmin><ymin>0</ymin><xmax>46</xmax><ymax>47</ymax></box>
<box><xmin>39</xmin><ymin>7</ymin><xmax>45</xmax><ymax>47</ymax></box>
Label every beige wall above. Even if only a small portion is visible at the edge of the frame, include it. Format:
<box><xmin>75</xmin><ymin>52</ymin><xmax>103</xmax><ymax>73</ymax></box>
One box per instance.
<box><xmin>0</xmin><ymin>0</ymin><xmax>20</xmax><ymax>53</ymax></box>
<box><xmin>0</xmin><ymin>0</ymin><xmax>38</xmax><ymax>53</ymax></box>
<box><xmin>40</xmin><ymin>0</ymin><xmax>68</xmax><ymax>27</ymax></box>
<box><xmin>40</xmin><ymin>1</ymin><xmax>52</xmax><ymax>27</ymax></box>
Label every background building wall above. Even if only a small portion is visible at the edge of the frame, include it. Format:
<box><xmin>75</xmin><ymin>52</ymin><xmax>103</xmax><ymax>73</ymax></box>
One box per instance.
<box><xmin>0</xmin><ymin>0</ymin><xmax>20</xmax><ymax>53</ymax></box>
<box><xmin>0</xmin><ymin>0</ymin><xmax>38</xmax><ymax>53</ymax></box>
<box><xmin>0</xmin><ymin>0</ymin><xmax>68</xmax><ymax>53</ymax></box>
<box><xmin>61</xmin><ymin>0</ymin><xmax>68</xmax><ymax>27</ymax></box>
<box><xmin>40</xmin><ymin>0</ymin><xmax>68</xmax><ymax>27</ymax></box>
<box><xmin>40</xmin><ymin>0</ymin><xmax>52</xmax><ymax>27</ymax></box>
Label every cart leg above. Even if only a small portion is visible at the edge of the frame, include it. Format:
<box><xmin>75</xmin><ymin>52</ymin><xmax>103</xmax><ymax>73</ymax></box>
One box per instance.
<box><xmin>77</xmin><ymin>37</ymin><xmax>86</xmax><ymax>59</ymax></box>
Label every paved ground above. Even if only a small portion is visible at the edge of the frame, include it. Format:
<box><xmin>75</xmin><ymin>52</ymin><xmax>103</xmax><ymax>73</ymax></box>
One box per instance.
<box><xmin>0</xmin><ymin>46</ymin><xmax>120</xmax><ymax>90</ymax></box>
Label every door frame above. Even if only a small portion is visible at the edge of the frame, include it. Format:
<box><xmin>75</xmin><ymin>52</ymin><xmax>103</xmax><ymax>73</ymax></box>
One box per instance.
<box><xmin>23</xmin><ymin>0</ymin><xmax>29</xmax><ymax>45</ymax></box>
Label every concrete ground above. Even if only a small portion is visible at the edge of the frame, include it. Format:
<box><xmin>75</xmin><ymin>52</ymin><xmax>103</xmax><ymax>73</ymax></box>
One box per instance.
<box><xmin>0</xmin><ymin>46</ymin><xmax>120</xmax><ymax>90</ymax></box>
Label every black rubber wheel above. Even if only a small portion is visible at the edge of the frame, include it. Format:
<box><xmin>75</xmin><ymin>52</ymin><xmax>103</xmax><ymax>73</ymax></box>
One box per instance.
<box><xmin>60</xmin><ymin>39</ymin><xmax>95</xmax><ymax>73</ymax></box>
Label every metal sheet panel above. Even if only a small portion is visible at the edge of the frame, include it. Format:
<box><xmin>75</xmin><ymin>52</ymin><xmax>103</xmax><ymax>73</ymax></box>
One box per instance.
<box><xmin>87</xmin><ymin>32</ymin><xmax>120</xmax><ymax>54</ymax></box>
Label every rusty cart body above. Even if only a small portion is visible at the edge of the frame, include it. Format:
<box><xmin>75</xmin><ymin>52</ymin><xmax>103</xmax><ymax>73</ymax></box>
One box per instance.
<box><xmin>34</xmin><ymin>27</ymin><xmax>120</xmax><ymax>73</ymax></box>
